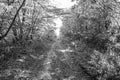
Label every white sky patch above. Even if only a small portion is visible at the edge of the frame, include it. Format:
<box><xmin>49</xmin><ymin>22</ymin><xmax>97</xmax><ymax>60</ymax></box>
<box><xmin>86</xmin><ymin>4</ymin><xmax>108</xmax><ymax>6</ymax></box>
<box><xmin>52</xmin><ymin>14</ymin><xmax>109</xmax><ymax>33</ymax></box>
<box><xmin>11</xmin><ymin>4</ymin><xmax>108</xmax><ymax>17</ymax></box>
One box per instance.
<box><xmin>53</xmin><ymin>18</ymin><xmax>62</xmax><ymax>37</ymax></box>
<box><xmin>50</xmin><ymin>0</ymin><xmax>76</xmax><ymax>9</ymax></box>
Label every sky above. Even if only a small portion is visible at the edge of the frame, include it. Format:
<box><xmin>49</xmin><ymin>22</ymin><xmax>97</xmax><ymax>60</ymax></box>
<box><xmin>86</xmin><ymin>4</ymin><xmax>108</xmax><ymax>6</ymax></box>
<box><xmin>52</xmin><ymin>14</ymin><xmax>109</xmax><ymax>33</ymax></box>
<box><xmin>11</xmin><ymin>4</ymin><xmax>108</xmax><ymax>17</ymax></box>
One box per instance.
<box><xmin>50</xmin><ymin>0</ymin><xmax>76</xmax><ymax>9</ymax></box>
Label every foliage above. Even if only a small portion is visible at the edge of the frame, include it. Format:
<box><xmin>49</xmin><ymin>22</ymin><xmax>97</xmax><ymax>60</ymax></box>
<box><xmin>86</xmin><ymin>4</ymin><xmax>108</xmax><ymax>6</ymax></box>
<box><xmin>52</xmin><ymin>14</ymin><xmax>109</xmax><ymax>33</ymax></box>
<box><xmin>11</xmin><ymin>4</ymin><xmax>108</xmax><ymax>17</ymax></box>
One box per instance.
<box><xmin>0</xmin><ymin>0</ymin><xmax>60</xmax><ymax>80</ymax></box>
<box><xmin>1</xmin><ymin>0</ymin><xmax>120</xmax><ymax>80</ymax></box>
<box><xmin>61</xmin><ymin>0</ymin><xmax>120</xmax><ymax>80</ymax></box>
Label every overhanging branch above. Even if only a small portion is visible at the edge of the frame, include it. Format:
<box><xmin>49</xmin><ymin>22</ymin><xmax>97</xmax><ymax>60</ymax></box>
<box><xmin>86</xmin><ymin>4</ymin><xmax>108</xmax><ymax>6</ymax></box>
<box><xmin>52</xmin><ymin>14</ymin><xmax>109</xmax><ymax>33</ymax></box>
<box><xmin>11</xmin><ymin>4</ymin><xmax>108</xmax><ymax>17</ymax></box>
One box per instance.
<box><xmin>0</xmin><ymin>0</ymin><xmax>26</xmax><ymax>40</ymax></box>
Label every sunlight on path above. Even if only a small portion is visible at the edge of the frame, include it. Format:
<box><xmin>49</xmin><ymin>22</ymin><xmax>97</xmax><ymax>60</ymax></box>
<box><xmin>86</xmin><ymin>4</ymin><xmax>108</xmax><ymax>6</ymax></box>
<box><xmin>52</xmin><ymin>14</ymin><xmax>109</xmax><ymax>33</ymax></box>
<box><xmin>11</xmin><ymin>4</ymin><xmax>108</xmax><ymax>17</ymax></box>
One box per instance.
<box><xmin>53</xmin><ymin>17</ymin><xmax>62</xmax><ymax>38</ymax></box>
<box><xmin>50</xmin><ymin>0</ymin><xmax>76</xmax><ymax>38</ymax></box>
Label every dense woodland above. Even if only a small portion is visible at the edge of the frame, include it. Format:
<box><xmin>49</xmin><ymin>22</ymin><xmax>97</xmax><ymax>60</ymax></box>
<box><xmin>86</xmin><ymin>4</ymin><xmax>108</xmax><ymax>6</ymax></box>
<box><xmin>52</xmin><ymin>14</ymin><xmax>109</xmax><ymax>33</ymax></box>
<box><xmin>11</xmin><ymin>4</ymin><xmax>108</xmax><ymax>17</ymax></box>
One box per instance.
<box><xmin>0</xmin><ymin>0</ymin><xmax>120</xmax><ymax>80</ymax></box>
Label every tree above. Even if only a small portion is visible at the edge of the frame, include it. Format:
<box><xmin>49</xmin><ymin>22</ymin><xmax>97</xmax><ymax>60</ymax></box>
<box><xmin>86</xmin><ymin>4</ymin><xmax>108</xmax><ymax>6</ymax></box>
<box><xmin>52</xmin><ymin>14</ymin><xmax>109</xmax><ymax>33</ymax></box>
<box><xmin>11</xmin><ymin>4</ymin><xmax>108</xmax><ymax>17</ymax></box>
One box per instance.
<box><xmin>0</xmin><ymin>0</ymin><xmax>26</xmax><ymax>40</ymax></box>
<box><xmin>61</xmin><ymin>0</ymin><xmax>120</xmax><ymax>80</ymax></box>
<box><xmin>0</xmin><ymin>0</ymin><xmax>66</xmax><ymax>80</ymax></box>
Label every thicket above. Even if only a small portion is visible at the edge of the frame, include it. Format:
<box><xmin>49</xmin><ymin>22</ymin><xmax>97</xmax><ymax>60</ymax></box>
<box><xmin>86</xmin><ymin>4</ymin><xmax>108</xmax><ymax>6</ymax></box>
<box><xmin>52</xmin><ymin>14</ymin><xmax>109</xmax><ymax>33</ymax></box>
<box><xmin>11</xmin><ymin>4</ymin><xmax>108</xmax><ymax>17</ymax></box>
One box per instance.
<box><xmin>61</xmin><ymin>0</ymin><xmax>120</xmax><ymax>80</ymax></box>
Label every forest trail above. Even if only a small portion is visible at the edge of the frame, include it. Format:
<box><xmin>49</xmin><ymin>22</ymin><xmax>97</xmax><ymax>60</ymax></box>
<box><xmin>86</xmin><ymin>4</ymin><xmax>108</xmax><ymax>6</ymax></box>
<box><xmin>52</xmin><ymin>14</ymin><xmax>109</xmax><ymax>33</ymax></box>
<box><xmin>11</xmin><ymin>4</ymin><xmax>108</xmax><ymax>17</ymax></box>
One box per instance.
<box><xmin>39</xmin><ymin>26</ymin><xmax>73</xmax><ymax>79</ymax></box>
<box><xmin>39</xmin><ymin>32</ymin><xmax>76</xmax><ymax>80</ymax></box>
<box><xmin>40</xmin><ymin>38</ymin><xmax>62</xmax><ymax>78</ymax></box>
